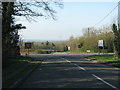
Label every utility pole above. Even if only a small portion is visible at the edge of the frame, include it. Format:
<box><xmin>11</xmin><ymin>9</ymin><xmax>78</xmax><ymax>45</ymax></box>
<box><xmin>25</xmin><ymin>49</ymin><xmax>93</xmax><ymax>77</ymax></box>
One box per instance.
<box><xmin>88</xmin><ymin>28</ymin><xmax>90</xmax><ymax>37</ymax></box>
<box><xmin>118</xmin><ymin>1</ymin><xmax>120</xmax><ymax>29</ymax></box>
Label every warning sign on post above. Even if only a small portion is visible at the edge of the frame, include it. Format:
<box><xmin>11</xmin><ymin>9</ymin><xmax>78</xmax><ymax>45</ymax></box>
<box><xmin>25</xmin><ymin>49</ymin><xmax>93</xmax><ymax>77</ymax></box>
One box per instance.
<box><xmin>25</xmin><ymin>43</ymin><xmax>32</xmax><ymax>49</ymax></box>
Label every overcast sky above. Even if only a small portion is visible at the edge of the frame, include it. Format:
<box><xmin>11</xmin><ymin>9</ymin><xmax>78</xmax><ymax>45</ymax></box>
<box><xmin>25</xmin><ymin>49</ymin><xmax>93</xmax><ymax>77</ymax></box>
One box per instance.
<box><xmin>17</xmin><ymin>1</ymin><xmax>118</xmax><ymax>41</ymax></box>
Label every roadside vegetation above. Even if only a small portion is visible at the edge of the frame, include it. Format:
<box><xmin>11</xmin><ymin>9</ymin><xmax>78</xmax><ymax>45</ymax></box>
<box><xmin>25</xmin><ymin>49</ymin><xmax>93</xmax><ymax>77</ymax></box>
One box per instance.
<box><xmin>64</xmin><ymin>52</ymin><xmax>97</xmax><ymax>54</ymax></box>
<box><xmin>20</xmin><ymin>25</ymin><xmax>114</xmax><ymax>55</ymax></box>
<box><xmin>2</xmin><ymin>56</ymin><xmax>39</xmax><ymax>88</ymax></box>
<box><xmin>86</xmin><ymin>55</ymin><xmax>120</xmax><ymax>68</ymax></box>
<box><xmin>3</xmin><ymin>56</ymin><xmax>32</xmax><ymax>73</ymax></box>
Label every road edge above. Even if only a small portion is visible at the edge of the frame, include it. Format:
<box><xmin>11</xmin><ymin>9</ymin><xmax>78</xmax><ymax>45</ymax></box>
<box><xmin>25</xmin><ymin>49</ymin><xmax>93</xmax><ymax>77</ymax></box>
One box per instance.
<box><xmin>9</xmin><ymin>62</ymin><xmax>41</xmax><ymax>88</ymax></box>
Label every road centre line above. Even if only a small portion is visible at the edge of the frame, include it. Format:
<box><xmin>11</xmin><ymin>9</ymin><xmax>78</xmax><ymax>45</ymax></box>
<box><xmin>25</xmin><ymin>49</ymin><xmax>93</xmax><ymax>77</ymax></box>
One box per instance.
<box><xmin>62</xmin><ymin>58</ymin><xmax>86</xmax><ymax>71</ymax></box>
<box><xmin>92</xmin><ymin>74</ymin><xmax>119</xmax><ymax>90</ymax></box>
<box><xmin>74</xmin><ymin>64</ymin><xmax>86</xmax><ymax>71</ymax></box>
<box><xmin>66</xmin><ymin>60</ymin><xmax>71</xmax><ymax>63</ymax></box>
<box><xmin>62</xmin><ymin>58</ymin><xmax>71</xmax><ymax>63</ymax></box>
<box><xmin>62</xmin><ymin>57</ymin><xmax>119</xmax><ymax>89</ymax></box>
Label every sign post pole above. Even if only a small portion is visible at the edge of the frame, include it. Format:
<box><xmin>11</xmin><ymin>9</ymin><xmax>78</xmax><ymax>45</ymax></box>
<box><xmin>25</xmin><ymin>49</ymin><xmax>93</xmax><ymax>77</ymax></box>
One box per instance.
<box><xmin>102</xmin><ymin>40</ymin><xmax>104</xmax><ymax>55</ymax></box>
<box><xmin>28</xmin><ymin>48</ymin><xmax>29</xmax><ymax>55</ymax></box>
<box><xmin>98</xmin><ymin>47</ymin><xmax>100</xmax><ymax>55</ymax></box>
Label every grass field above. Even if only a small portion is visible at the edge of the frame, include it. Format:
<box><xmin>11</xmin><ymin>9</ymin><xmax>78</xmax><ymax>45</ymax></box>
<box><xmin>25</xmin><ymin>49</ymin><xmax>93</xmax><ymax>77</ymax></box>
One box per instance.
<box><xmin>86</xmin><ymin>55</ymin><xmax>120</xmax><ymax>67</ymax></box>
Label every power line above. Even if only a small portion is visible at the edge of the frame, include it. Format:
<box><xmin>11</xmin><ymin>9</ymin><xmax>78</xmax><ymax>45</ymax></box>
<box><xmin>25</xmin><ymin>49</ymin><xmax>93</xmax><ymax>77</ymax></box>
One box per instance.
<box><xmin>93</xmin><ymin>4</ymin><xmax>118</xmax><ymax>27</ymax></box>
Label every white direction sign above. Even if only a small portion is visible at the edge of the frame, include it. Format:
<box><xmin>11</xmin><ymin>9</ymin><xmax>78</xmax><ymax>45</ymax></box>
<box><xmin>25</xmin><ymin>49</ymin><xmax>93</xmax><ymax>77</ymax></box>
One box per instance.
<box><xmin>98</xmin><ymin>40</ymin><xmax>104</xmax><ymax>47</ymax></box>
<box><xmin>68</xmin><ymin>46</ymin><xmax>71</xmax><ymax>51</ymax></box>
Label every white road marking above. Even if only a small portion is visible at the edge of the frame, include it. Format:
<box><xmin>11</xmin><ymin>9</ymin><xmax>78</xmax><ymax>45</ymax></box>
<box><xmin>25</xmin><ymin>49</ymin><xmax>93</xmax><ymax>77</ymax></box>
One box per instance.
<box><xmin>62</xmin><ymin>57</ymin><xmax>86</xmax><ymax>71</ymax></box>
<box><xmin>66</xmin><ymin>60</ymin><xmax>71</xmax><ymax>63</ymax></box>
<box><xmin>62</xmin><ymin>57</ymin><xmax>119</xmax><ymax>89</ymax></box>
<box><xmin>74</xmin><ymin>64</ymin><xmax>86</xmax><ymax>71</ymax></box>
<box><xmin>92</xmin><ymin>74</ymin><xmax>119</xmax><ymax>89</ymax></box>
<box><xmin>62</xmin><ymin>58</ymin><xmax>71</xmax><ymax>63</ymax></box>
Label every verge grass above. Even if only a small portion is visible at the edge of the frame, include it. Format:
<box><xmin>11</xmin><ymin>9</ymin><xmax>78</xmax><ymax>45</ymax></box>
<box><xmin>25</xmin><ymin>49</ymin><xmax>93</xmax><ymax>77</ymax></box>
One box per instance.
<box><xmin>3</xmin><ymin>56</ymin><xmax>32</xmax><ymax>75</ymax></box>
<box><xmin>86</xmin><ymin>55</ymin><xmax>120</xmax><ymax>67</ymax></box>
<box><xmin>63</xmin><ymin>52</ymin><xmax>97</xmax><ymax>54</ymax></box>
<box><xmin>2</xmin><ymin>56</ymin><xmax>39</xmax><ymax>88</ymax></box>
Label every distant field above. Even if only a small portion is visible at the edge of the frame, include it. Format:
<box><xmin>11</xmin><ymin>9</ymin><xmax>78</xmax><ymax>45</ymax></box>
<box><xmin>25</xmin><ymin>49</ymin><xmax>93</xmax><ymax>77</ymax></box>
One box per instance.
<box><xmin>86</xmin><ymin>55</ymin><xmax>120</xmax><ymax>67</ymax></box>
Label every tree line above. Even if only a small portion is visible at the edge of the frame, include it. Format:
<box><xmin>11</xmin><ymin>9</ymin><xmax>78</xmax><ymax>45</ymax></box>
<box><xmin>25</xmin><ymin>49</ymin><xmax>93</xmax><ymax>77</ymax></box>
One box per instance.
<box><xmin>21</xmin><ymin>24</ymin><xmax>120</xmax><ymax>61</ymax></box>
<box><xmin>68</xmin><ymin>26</ymin><xmax>114</xmax><ymax>53</ymax></box>
<box><xmin>20</xmin><ymin>26</ymin><xmax>113</xmax><ymax>54</ymax></box>
<box><xmin>20</xmin><ymin>24</ymin><xmax>120</xmax><ymax>61</ymax></box>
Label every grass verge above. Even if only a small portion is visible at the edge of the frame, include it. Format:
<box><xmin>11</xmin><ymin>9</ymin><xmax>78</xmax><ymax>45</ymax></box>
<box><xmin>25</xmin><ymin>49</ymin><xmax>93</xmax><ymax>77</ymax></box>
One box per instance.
<box><xmin>63</xmin><ymin>52</ymin><xmax>97</xmax><ymax>54</ymax></box>
<box><xmin>2</xmin><ymin>56</ymin><xmax>40</xmax><ymax>88</ymax></box>
<box><xmin>86</xmin><ymin>55</ymin><xmax>120</xmax><ymax>68</ymax></box>
<box><xmin>3</xmin><ymin>56</ymin><xmax>32</xmax><ymax>75</ymax></box>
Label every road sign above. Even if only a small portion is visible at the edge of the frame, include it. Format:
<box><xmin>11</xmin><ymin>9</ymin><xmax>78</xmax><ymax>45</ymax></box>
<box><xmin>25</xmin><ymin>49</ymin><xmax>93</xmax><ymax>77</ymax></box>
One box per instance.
<box><xmin>98</xmin><ymin>40</ymin><xmax>104</xmax><ymax>47</ymax></box>
<box><xmin>86</xmin><ymin>50</ymin><xmax>91</xmax><ymax>53</ymax></box>
<box><xmin>50</xmin><ymin>48</ymin><xmax>55</xmax><ymax>50</ymax></box>
<box><xmin>25</xmin><ymin>43</ymin><xmax>32</xmax><ymax>49</ymax></box>
<box><xmin>77</xmin><ymin>43</ymin><xmax>83</xmax><ymax>48</ymax></box>
<box><xmin>68</xmin><ymin>46</ymin><xmax>71</xmax><ymax>51</ymax></box>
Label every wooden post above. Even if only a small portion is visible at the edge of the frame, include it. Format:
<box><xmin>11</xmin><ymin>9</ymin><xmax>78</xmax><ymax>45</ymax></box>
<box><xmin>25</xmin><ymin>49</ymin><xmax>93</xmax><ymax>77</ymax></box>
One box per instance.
<box><xmin>28</xmin><ymin>49</ymin><xmax>29</xmax><ymax>55</ymax></box>
<box><xmin>103</xmin><ymin>46</ymin><xmax>104</xmax><ymax>55</ymax></box>
<box><xmin>98</xmin><ymin>47</ymin><xmax>100</xmax><ymax>55</ymax></box>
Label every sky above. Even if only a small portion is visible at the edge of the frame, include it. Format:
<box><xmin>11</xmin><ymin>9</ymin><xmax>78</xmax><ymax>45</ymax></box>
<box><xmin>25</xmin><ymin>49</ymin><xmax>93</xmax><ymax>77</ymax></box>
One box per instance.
<box><xmin>17</xmin><ymin>1</ymin><xmax>118</xmax><ymax>41</ymax></box>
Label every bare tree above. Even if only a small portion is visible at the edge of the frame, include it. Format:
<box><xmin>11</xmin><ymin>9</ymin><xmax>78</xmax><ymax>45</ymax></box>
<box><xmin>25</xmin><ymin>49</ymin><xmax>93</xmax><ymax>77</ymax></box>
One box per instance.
<box><xmin>14</xmin><ymin>1</ymin><xmax>63</xmax><ymax>21</ymax></box>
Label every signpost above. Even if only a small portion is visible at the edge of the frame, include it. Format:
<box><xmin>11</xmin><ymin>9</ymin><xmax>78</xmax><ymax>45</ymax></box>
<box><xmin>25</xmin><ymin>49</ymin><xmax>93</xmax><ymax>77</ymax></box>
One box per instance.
<box><xmin>68</xmin><ymin>46</ymin><xmax>71</xmax><ymax>51</ymax></box>
<box><xmin>98</xmin><ymin>40</ymin><xmax>104</xmax><ymax>55</ymax></box>
<box><xmin>98</xmin><ymin>40</ymin><xmax>104</xmax><ymax>47</ymax></box>
<box><xmin>86</xmin><ymin>50</ymin><xmax>91</xmax><ymax>53</ymax></box>
<box><xmin>25</xmin><ymin>42</ymin><xmax>32</xmax><ymax>55</ymax></box>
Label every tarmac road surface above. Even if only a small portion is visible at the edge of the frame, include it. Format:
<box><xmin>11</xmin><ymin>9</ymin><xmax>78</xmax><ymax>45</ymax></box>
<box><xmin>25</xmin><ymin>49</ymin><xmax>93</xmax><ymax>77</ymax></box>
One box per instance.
<box><xmin>19</xmin><ymin>54</ymin><xmax>120</xmax><ymax>89</ymax></box>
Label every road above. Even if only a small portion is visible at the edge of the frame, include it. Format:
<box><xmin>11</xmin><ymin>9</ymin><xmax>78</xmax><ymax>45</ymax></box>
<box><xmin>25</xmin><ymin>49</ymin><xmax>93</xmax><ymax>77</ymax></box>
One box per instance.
<box><xmin>19</xmin><ymin>54</ymin><xmax>120</xmax><ymax>89</ymax></box>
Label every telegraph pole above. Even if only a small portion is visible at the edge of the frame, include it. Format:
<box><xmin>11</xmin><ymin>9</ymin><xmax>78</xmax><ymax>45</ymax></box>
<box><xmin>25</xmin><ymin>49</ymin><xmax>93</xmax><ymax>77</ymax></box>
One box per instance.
<box><xmin>88</xmin><ymin>28</ymin><xmax>90</xmax><ymax>37</ymax></box>
<box><xmin>118</xmin><ymin>1</ymin><xmax>120</xmax><ymax>29</ymax></box>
